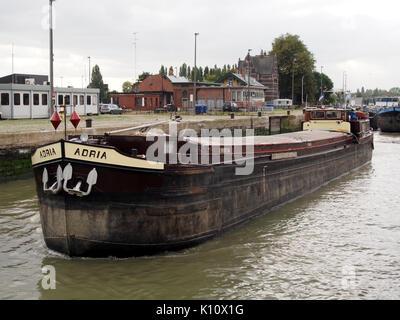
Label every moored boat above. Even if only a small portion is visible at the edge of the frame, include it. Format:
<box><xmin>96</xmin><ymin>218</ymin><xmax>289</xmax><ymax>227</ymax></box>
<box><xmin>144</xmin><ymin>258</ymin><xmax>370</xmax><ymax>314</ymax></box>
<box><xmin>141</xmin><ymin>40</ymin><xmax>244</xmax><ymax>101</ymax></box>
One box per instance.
<box><xmin>377</xmin><ymin>107</ymin><xmax>400</xmax><ymax>132</ymax></box>
<box><xmin>31</xmin><ymin>108</ymin><xmax>374</xmax><ymax>257</ymax></box>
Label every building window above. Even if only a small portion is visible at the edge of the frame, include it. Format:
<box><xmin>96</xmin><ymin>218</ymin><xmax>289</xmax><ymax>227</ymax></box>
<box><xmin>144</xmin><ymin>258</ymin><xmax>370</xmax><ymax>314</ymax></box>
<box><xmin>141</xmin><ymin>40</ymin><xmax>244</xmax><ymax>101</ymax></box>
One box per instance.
<box><xmin>79</xmin><ymin>95</ymin><xmax>84</xmax><ymax>105</ymax></box>
<box><xmin>42</xmin><ymin>94</ymin><xmax>48</xmax><ymax>106</ymax></box>
<box><xmin>237</xmin><ymin>91</ymin><xmax>243</xmax><ymax>102</ymax></box>
<box><xmin>87</xmin><ymin>95</ymin><xmax>92</xmax><ymax>105</ymax></box>
<box><xmin>65</xmin><ymin>95</ymin><xmax>71</xmax><ymax>105</ymax></box>
<box><xmin>92</xmin><ymin>95</ymin><xmax>97</xmax><ymax>105</ymax></box>
<box><xmin>23</xmin><ymin>93</ymin><xmax>30</xmax><ymax>106</ymax></box>
<box><xmin>14</xmin><ymin>93</ymin><xmax>20</xmax><ymax>105</ymax></box>
<box><xmin>1</xmin><ymin>93</ymin><xmax>9</xmax><ymax>106</ymax></box>
<box><xmin>73</xmin><ymin>95</ymin><xmax>78</xmax><ymax>106</ymax></box>
<box><xmin>183</xmin><ymin>90</ymin><xmax>188</xmax><ymax>98</ymax></box>
<box><xmin>33</xmin><ymin>94</ymin><xmax>40</xmax><ymax>106</ymax></box>
<box><xmin>58</xmin><ymin>95</ymin><xmax>64</xmax><ymax>105</ymax></box>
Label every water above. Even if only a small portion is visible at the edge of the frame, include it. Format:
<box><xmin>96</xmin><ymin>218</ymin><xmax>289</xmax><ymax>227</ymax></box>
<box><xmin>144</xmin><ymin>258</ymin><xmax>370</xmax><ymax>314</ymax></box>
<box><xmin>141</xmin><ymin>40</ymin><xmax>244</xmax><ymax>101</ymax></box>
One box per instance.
<box><xmin>1</xmin><ymin>132</ymin><xmax>400</xmax><ymax>300</ymax></box>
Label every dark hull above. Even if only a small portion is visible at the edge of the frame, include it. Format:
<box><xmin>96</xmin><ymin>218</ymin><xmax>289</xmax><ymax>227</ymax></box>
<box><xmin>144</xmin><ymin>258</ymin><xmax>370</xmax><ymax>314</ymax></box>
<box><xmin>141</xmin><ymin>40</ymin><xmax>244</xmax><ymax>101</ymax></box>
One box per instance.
<box><xmin>378</xmin><ymin>110</ymin><xmax>400</xmax><ymax>132</ymax></box>
<box><xmin>33</xmin><ymin>134</ymin><xmax>374</xmax><ymax>257</ymax></box>
<box><xmin>369</xmin><ymin>112</ymin><xmax>378</xmax><ymax>130</ymax></box>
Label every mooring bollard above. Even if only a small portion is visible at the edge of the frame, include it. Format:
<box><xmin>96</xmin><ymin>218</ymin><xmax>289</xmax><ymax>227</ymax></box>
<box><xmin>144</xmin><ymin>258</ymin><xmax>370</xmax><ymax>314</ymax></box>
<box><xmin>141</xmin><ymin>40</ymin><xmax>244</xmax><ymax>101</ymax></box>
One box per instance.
<box><xmin>231</xmin><ymin>113</ymin><xmax>235</xmax><ymax>119</ymax></box>
<box><xmin>258</xmin><ymin>111</ymin><xmax>262</xmax><ymax>117</ymax></box>
<box><xmin>86</xmin><ymin>118</ymin><xmax>93</xmax><ymax>128</ymax></box>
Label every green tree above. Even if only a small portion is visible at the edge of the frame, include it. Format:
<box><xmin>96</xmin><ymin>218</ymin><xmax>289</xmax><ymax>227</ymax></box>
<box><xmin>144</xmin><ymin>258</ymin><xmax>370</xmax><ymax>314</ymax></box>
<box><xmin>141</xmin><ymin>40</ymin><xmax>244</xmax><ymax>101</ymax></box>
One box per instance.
<box><xmin>122</xmin><ymin>81</ymin><xmax>133</xmax><ymax>93</ymax></box>
<box><xmin>204</xmin><ymin>66</ymin><xmax>209</xmax><ymax>77</ymax></box>
<box><xmin>269</xmin><ymin>33</ymin><xmax>316</xmax><ymax>104</ymax></box>
<box><xmin>389</xmin><ymin>87</ymin><xmax>400</xmax><ymax>95</ymax></box>
<box><xmin>89</xmin><ymin>65</ymin><xmax>108</xmax><ymax>103</ymax></box>
<box><xmin>138</xmin><ymin>72</ymin><xmax>151</xmax><ymax>82</ymax></box>
<box><xmin>312</xmin><ymin>72</ymin><xmax>334</xmax><ymax>104</ymax></box>
<box><xmin>159</xmin><ymin>65</ymin><xmax>166</xmax><ymax>76</ymax></box>
<box><xmin>179</xmin><ymin>63</ymin><xmax>188</xmax><ymax>77</ymax></box>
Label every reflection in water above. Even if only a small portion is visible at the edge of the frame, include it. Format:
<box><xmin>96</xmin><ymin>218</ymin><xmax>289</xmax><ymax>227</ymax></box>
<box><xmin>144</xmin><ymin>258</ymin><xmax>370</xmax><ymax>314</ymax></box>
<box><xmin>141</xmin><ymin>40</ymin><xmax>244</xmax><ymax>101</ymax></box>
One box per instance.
<box><xmin>1</xmin><ymin>133</ymin><xmax>400</xmax><ymax>299</ymax></box>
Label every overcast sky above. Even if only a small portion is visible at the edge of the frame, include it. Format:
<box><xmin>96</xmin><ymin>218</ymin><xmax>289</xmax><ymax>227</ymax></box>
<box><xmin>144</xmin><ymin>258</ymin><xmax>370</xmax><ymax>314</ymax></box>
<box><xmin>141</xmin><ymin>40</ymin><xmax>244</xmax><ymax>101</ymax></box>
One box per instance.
<box><xmin>1</xmin><ymin>0</ymin><xmax>399</xmax><ymax>93</ymax></box>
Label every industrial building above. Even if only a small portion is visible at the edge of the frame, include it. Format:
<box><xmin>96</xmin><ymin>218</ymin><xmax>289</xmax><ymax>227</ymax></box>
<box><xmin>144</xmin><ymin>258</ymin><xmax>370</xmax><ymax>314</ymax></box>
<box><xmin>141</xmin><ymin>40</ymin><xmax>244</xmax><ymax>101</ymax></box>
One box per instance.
<box><xmin>0</xmin><ymin>74</ymin><xmax>100</xmax><ymax>119</ymax></box>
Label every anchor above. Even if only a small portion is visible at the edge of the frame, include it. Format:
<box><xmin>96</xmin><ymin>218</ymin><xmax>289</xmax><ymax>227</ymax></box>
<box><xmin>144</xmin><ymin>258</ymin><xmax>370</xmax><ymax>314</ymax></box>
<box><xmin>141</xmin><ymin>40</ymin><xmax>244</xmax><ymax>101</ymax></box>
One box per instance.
<box><xmin>42</xmin><ymin>166</ymin><xmax>63</xmax><ymax>194</ymax></box>
<box><xmin>63</xmin><ymin>163</ymin><xmax>98</xmax><ymax>197</ymax></box>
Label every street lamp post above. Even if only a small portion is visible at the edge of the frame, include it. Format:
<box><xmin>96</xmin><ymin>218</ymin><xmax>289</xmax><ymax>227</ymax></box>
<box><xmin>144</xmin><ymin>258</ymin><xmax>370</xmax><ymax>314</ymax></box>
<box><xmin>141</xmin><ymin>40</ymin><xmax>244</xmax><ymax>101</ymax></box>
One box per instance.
<box><xmin>320</xmin><ymin>66</ymin><xmax>324</xmax><ymax>105</ymax></box>
<box><xmin>291</xmin><ymin>58</ymin><xmax>296</xmax><ymax>104</ymax></box>
<box><xmin>88</xmin><ymin>56</ymin><xmax>91</xmax><ymax>87</ymax></box>
<box><xmin>193</xmin><ymin>33</ymin><xmax>199</xmax><ymax>111</ymax></box>
<box><xmin>301</xmin><ymin>75</ymin><xmax>305</xmax><ymax>106</ymax></box>
<box><xmin>133</xmin><ymin>32</ymin><xmax>138</xmax><ymax>83</ymax></box>
<box><xmin>49</xmin><ymin>0</ymin><xmax>55</xmax><ymax>114</ymax></box>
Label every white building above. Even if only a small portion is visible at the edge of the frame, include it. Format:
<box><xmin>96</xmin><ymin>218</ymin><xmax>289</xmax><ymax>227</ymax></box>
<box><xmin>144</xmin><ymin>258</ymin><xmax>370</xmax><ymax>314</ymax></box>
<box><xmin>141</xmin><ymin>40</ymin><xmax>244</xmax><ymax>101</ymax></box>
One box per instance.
<box><xmin>0</xmin><ymin>74</ymin><xmax>99</xmax><ymax>119</ymax></box>
<box><xmin>273</xmin><ymin>98</ymin><xmax>292</xmax><ymax>108</ymax></box>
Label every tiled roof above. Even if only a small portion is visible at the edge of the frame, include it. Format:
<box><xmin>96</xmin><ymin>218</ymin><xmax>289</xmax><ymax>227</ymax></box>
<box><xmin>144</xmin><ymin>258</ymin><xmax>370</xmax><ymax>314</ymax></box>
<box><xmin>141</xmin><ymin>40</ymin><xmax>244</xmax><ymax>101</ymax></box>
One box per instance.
<box><xmin>234</xmin><ymin>73</ymin><xmax>265</xmax><ymax>87</ymax></box>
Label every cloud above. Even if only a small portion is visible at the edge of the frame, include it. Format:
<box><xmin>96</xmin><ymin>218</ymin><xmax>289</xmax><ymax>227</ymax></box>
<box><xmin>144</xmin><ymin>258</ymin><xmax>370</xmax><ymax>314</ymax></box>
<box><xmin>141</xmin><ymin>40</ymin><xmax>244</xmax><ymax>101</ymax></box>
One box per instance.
<box><xmin>0</xmin><ymin>0</ymin><xmax>398</xmax><ymax>92</ymax></box>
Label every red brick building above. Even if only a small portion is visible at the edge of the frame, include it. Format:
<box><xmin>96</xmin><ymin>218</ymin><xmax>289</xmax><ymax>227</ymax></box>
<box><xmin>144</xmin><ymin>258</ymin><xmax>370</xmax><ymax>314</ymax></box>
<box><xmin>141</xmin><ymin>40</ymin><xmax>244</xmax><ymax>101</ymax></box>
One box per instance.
<box><xmin>111</xmin><ymin>73</ymin><xmax>266</xmax><ymax>111</ymax></box>
<box><xmin>111</xmin><ymin>75</ymin><xmax>174</xmax><ymax>111</ymax></box>
<box><xmin>238</xmin><ymin>50</ymin><xmax>279</xmax><ymax>103</ymax></box>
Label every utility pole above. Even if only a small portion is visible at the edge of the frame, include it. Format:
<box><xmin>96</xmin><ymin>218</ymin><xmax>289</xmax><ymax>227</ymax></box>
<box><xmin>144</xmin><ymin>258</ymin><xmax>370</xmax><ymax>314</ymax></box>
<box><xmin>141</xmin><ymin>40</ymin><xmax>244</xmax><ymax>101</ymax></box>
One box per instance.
<box><xmin>133</xmin><ymin>32</ymin><xmax>138</xmax><ymax>83</ymax></box>
<box><xmin>11</xmin><ymin>43</ymin><xmax>14</xmax><ymax>81</ymax></box>
<box><xmin>193</xmin><ymin>32</ymin><xmax>199</xmax><ymax>110</ymax></box>
<box><xmin>49</xmin><ymin>0</ymin><xmax>55</xmax><ymax>113</ymax></box>
<box><xmin>342</xmin><ymin>71</ymin><xmax>346</xmax><ymax>107</ymax></box>
<box><xmin>320</xmin><ymin>66</ymin><xmax>324</xmax><ymax>105</ymax></box>
<box><xmin>292</xmin><ymin>57</ymin><xmax>296</xmax><ymax>104</ymax></box>
<box><xmin>88</xmin><ymin>56</ymin><xmax>91</xmax><ymax>87</ymax></box>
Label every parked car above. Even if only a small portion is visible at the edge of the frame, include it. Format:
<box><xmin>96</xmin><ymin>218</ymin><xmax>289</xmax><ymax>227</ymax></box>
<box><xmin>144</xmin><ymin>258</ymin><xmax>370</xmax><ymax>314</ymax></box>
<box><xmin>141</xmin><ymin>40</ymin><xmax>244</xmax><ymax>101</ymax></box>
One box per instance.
<box><xmin>100</xmin><ymin>104</ymin><xmax>123</xmax><ymax>115</ymax></box>
<box><xmin>223</xmin><ymin>102</ymin><xmax>239</xmax><ymax>112</ymax></box>
<box><xmin>162</xmin><ymin>104</ymin><xmax>177</xmax><ymax>112</ymax></box>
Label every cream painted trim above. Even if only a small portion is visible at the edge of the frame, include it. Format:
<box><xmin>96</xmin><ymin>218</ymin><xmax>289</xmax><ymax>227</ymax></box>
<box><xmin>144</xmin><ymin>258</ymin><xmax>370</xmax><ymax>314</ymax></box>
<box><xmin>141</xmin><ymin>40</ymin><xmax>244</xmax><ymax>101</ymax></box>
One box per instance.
<box><xmin>64</xmin><ymin>142</ymin><xmax>164</xmax><ymax>170</ymax></box>
<box><xmin>302</xmin><ymin>120</ymin><xmax>351</xmax><ymax>133</ymax></box>
<box><xmin>271</xmin><ymin>152</ymin><xmax>298</xmax><ymax>160</ymax></box>
<box><xmin>31</xmin><ymin>142</ymin><xmax>62</xmax><ymax>166</ymax></box>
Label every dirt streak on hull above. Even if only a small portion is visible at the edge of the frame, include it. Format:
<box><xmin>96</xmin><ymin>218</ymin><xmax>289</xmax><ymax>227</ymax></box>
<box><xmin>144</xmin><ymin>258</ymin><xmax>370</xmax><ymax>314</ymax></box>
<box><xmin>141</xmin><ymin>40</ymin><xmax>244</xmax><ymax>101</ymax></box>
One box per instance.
<box><xmin>33</xmin><ymin>134</ymin><xmax>373</xmax><ymax>257</ymax></box>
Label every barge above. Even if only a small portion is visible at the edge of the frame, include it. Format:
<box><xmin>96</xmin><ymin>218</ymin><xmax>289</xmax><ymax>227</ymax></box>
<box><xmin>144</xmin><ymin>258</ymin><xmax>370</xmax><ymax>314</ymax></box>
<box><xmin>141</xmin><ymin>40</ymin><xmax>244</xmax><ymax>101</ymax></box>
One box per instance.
<box><xmin>377</xmin><ymin>107</ymin><xmax>400</xmax><ymax>132</ymax></box>
<box><xmin>32</xmin><ymin>108</ymin><xmax>374</xmax><ymax>257</ymax></box>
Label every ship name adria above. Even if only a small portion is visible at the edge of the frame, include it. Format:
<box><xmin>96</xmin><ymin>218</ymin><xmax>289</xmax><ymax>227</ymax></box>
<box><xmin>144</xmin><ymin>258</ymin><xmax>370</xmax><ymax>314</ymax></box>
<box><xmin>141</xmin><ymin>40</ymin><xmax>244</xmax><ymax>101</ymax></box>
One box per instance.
<box><xmin>74</xmin><ymin>148</ymin><xmax>107</xmax><ymax>160</ymax></box>
<box><xmin>40</xmin><ymin>148</ymin><xmax>57</xmax><ymax>159</ymax></box>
